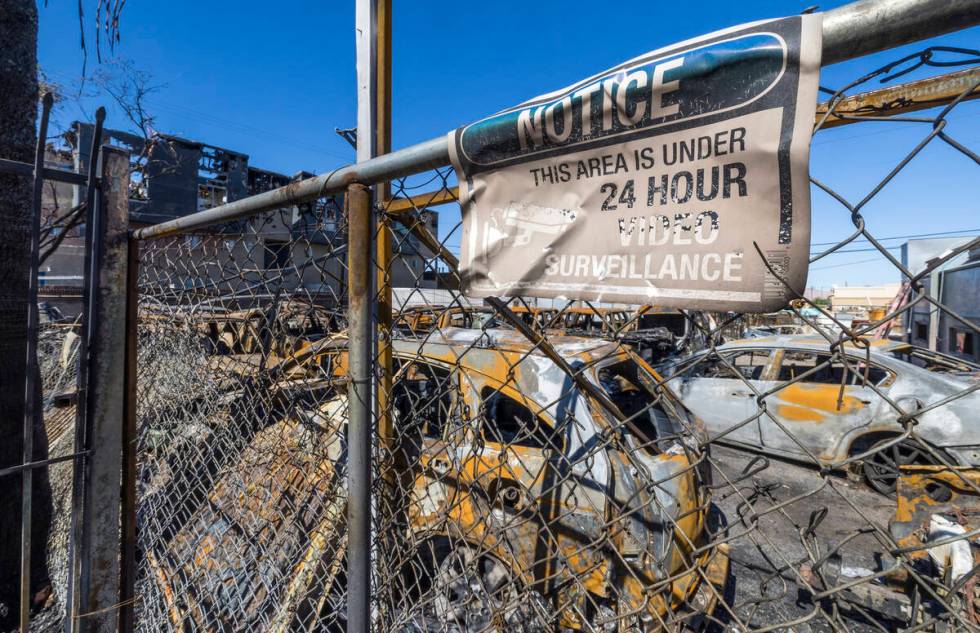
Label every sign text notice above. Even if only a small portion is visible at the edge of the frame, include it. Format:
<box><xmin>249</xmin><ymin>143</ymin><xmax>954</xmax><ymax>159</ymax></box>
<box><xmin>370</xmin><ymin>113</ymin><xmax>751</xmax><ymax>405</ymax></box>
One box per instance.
<box><xmin>450</xmin><ymin>15</ymin><xmax>822</xmax><ymax>311</ymax></box>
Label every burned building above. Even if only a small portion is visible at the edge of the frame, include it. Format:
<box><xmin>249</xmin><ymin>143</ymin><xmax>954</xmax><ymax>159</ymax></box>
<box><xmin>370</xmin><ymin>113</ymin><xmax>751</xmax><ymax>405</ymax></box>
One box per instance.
<box><xmin>40</xmin><ymin>122</ymin><xmax>438</xmax><ymax>316</ymax></box>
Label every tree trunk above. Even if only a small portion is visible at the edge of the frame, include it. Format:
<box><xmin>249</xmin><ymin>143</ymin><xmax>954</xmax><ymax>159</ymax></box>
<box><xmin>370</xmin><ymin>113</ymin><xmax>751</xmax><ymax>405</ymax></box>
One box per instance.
<box><xmin>0</xmin><ymin>0</ymin><xmax>53</xmax><ymax>628</ymax></box>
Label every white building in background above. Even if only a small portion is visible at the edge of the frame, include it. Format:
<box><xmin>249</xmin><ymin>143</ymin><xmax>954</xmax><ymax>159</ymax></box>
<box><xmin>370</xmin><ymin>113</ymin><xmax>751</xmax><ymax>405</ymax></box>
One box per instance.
<box><xmin>829</xmin><ymin>283</ymin><xmax>902</xmax><ymax>314</ymax></box>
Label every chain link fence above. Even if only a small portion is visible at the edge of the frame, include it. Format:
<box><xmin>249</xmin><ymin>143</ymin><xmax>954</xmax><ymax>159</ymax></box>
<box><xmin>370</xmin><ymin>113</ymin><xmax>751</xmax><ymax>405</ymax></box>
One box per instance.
<box><xmin>0</xmin><ymin>94</ymin><xmax>105</xmax><ymax>632</ymax></box>
<box><xmin>134</xmin><ymin>201</ymin><xmax>352</xmax><ymax>631</ymax></box>
<box><xmin>30</xmin><ymin>317</ymin><xmax>82</xmax><ymax>631</ymax></box>
<box><xmin>130</xmin><ymin>44</ymin><xmax>980</xmax><ymax>633</ymax></box>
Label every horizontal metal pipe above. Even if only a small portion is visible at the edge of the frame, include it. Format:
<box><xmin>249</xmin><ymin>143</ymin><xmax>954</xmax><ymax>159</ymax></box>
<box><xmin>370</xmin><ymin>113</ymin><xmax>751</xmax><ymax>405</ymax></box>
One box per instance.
<box><xmin>135</xmin><ymin>137</ymin><xmax>448</xmax><ymax>239</ymax></box>
<box><xmin>0</xmin><ymin>157</ymin><xmax>91</xmax><ymax>186</ymax></box>
<box><xmin>0</xmin><ymin>451</ymin><xmax>90</xmax><ymax>479</ymax></box>
<box><xmin>821</xmin><ymin>0</ymin><xmax>980</xmax><ymax>66</ymax></box>
<box><xmin>133</xmin><ymin>0</ymin><xmax>980</xmax><ymax>241</ymax></box>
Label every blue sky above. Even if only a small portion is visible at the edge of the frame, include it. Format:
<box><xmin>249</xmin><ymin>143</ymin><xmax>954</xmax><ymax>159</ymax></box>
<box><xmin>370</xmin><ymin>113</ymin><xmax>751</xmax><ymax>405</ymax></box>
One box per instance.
<box><xmin>37</xmin><ymin>1</ymin><xmax>980</xmax><ymax>292</ymax></box>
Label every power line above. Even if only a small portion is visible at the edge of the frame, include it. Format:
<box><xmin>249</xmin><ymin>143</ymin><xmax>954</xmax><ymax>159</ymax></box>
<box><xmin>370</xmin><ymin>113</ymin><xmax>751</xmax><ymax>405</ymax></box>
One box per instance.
<box><xmin>810</xmin><ymin>256</ymin><xmax>884</xmax><ymax>271</ymax></box>
<box><xmin>813</xmin><ymin>245</ymin><xmax>901</xmax><ymax>255</ymax></box>
<box><xmin>810</xmin><ymin>227</ymin><xmax>980</xmax><ymax>247</ymax></box>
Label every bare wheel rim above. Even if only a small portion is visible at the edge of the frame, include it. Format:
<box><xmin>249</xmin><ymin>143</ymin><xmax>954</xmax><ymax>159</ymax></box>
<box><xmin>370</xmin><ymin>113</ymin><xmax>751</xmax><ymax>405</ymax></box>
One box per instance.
<box><xmin>863</xmin><ymin>439</ymin><xmax>941</xmax><ymax>496</ymax></box>
<box><xmin>397</xmin><ymin>544</ymin><xmax>545</xmax><ymax>633</ymax></box>
<box><xmin>432</xmin><ymin>547</ymin><xmax>512</xmax><ymax>631</ymax></box>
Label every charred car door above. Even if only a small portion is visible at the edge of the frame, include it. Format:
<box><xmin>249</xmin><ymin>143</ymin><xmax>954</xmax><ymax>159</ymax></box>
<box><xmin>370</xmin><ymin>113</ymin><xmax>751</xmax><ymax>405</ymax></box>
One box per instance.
<box><xmin>763</xmin><ymin>350</ymin><xmax>883</xmax><ymax>461</ymax></box>
<box><xmin>393</xmin><ymin>358</ymin><xmax>461</xmax><ymax>528</ymax></box>
<box><xmin>670</xmin><ymin>349</ymin><xmax>775</xmax><ymax>448</ymax></box>
<box><xmin>455</xmin><ymin>377</ymin><xmax>606</xmax><ymax>604</ymax></box>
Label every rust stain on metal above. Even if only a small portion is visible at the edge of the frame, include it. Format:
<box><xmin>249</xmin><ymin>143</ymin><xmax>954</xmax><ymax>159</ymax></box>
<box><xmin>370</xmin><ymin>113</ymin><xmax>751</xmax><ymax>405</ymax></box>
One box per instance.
<box><xmin>816</xmin><ymin>67</ymin><xmax>980</xmax><ymax>129</ymax></box>
<box><xmin>777</xmin><ymin>382</ymin><xmax>865</xmax><ymax>414</ymax></box>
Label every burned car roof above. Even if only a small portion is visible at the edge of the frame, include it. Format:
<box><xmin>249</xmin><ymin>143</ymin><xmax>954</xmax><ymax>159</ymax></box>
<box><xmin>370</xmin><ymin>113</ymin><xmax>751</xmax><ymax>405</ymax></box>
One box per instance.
<box><xmin>710</xmin><ymin>335</ymin><xmax>980</xmax><ymax>376</ymax></box>
<box><xmin>720</xmin><ymin>335</ymin><xmax>910</xmax><ymax>353</ymax></box>
<box><xmin>400</xmin><ymin>326</ymin><xmax>619</xmax><ymax>358</ymax></box>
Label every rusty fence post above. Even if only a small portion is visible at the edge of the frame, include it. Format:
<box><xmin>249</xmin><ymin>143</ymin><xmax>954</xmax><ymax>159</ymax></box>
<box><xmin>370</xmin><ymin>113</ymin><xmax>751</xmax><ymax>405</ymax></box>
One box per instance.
<box><xmin>73</xmin><ymin>145</ymin><xmax>130</xmax><ymax>632</ymax></box>
<box><xmin>119</xmin><ymin>236</ymin><xmax>140</xmax><ymax>633</ymax></box>
<box><xmin>347</xmin><ymin>182</ymin><xmax>374</xmax><ymax>633</ymax></box>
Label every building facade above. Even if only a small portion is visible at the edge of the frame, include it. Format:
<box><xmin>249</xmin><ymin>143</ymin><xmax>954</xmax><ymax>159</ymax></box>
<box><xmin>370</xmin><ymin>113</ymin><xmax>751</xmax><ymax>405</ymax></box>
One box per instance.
<box><xmin>901</xmin><ymin>237</ymin><xmax>978</xmax><ymax>361</ymax></box>
<box><xmin>40</xmin><ymin>122</ymin><xmax>438</xmax><ymax>316</ymax></box>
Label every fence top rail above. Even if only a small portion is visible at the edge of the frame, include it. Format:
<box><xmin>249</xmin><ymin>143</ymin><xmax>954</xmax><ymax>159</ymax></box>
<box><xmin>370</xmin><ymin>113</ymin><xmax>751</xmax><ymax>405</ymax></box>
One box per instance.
<box><xmin>132</xmin><ymin>0</ymin><xmax>980</xmax><ymax>241</ymax></box>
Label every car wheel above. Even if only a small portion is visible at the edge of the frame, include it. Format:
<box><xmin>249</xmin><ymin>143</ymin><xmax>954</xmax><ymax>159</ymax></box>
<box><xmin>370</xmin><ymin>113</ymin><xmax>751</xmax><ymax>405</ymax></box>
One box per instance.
<box><xmin>862</xmin><ymin>437</ymin><xmax>943</xmax><ymax>496</ymax></box>
<box><xmin>394</xmin><ymin>543</ymin><xmax>546</xmax><ymax>633</ymax></box>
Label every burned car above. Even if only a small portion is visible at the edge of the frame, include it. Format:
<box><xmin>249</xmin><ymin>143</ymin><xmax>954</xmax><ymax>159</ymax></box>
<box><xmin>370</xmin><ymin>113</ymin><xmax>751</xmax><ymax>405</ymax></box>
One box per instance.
<box><xmin>664</xmin><ymin>336</ymin><xmax>980</xmax><ymax>495</ymax></box>
<box><xmin>623</xmin><ymin>307</ymin><xmax>712</xmax><ymax>365</ymax></box>
<box><xmin>889</xmin><ymin>466</ymin><xmax>980</xmax><ymax>626</ymax></box>
<box><xmin>393</xmin><ymin>304</ymin><xmax>501</xmax><ymax>335</ymax></box>
<box><xmin>142</xmin><ymin>328</ymin><xmax>728</xmax><ymax>631</ymax></box>
<box><xmin>192</xmin><ymin>299</ymin><xmax>343</xmax><ymax>356</ymax></box>
<box><xmin>389</xmin><ymin>329</ymin><xmax>728</xmax><ymax>631</ymax></box>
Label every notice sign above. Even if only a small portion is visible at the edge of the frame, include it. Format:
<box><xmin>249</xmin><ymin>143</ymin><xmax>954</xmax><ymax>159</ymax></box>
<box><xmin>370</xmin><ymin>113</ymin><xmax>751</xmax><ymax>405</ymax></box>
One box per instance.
<box><xmin>449</xmin><ymin>16</ymin><xmax>821</xmax><ymax>311</ymax></box>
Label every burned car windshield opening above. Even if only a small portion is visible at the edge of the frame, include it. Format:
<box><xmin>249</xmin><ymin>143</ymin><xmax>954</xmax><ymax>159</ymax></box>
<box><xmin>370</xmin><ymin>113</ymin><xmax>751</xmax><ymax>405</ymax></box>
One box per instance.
<box><xmin>393</xmin><ymin>360</ymin><xmax>453</xmax><ymax>439</ymax></box>
<box><xmin>597</xmin><ymin>359</ymin><xmax>677</xmax><ymax>448</ymax></box>
<box><xmin>638</xmin><ymin>312</ymin><xmax>687</xmax><ymax>337</ymax></box>
<box><xmin>479</xmin><ymin>387</ymin><xmax>564</xmax><ymax>451</ymax></box>
<box><xmin>778</xmin><ymin>350</ymin><xmax>890</xmax><ymax>386</ymax></box>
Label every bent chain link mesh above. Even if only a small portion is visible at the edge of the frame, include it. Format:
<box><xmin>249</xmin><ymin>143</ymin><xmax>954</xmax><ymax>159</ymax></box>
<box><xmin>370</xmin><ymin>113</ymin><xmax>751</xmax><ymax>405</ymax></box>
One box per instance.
<box><xmin>135</xmin><ymin>200</ymin><xmax>351</xmax><ymax>631</ymax></box>
<box><xmin>33</xmin><ymin>317</ymin><xmax>82</xmax><ymax>630</ymax></box>
<box><xmin>130</xmin><ymin>46</ymin><xmax>980</xmax><ymax>633</ymax></box>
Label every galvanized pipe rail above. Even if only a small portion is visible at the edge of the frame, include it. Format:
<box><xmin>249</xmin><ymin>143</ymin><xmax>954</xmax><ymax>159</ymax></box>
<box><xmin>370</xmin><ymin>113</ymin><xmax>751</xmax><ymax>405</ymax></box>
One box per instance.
<box><xmin>133</xmin><ymin>0</ymin><xmax>980</xmax><ymax>242</ymax></box>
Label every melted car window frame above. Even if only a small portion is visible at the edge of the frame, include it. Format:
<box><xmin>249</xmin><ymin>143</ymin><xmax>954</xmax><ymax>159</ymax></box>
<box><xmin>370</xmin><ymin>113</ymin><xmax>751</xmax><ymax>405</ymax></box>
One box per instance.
<box><xmin>680</xmin><ymin>349</ymin><xmax>773</xmax><ymax>381</ymax></box>
<box><xmin>776</xmin><ymin>349</ymin><xmax>893</xmax><ymax>387</ymax></box>
<box><xmin>596</xmin><ymin>353</ymin><xmax>688</xmax><ymax>452</ymax></box>
<box><xmin>478</xmin><ymin>386</ymin><xmax>563</xmax><ymax>451</ymax></box>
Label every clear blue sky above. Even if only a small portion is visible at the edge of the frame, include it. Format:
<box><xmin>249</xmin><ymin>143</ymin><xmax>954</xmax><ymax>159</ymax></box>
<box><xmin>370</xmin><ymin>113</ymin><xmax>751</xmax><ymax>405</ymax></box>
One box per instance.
<box><xmin>37</xmin><ymin>1</ymin><xmax>980</xmax><ymax>292</ymax></box>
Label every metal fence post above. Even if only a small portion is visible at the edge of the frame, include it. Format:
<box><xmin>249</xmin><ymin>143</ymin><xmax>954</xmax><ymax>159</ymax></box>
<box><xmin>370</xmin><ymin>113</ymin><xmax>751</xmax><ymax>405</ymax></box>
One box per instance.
<box><xmin>119</xmin><ymin>236</ymin><xmax>140</xmax><ymax>633</ymax></box>
<box><xmin>20</xmin><ymin>91</ymin><xmax>53</xmax><ymax>632</ymax></box>
<box><xmin>74</xmin><ymin>145</ymin><xmax>130</xmax><ymax>632</ymax></box>
<box><xmin>347</xmin><ymin>182</ymin><xmax>374</xmax><ymax>633</ymax></box>
<box><xmin>66</xmin><ymin>108</ymin><xmax>105</xmax><ymax>633</ymax></box>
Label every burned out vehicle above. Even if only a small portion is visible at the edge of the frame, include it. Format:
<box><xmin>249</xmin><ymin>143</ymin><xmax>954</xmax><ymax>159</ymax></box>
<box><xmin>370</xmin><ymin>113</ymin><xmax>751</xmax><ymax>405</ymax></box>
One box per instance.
<box><xmin>143</xmin><ymin>328</ymin><xmax>728</xmax><ymax>631</ymax></box>
<box><xmin>193</xmin><ymin>299</ymin><xmax>343</xmax><ymax>356</ymax></box>
<box><xmin>389</xmin><ymin>329</ymin><xmax>728</xmax><ymax>631</ymax></box>
<box><xmin>623</xmin><ymin>307</ymin><xmax>710</xmax><ymax>365</ymax></box>
<box><xmin>664</xmin><ymin>336</ymin><xmax>980</xmax><ymax>495</ymax></box>
<box><xmin>794</xmin><ymin>465</ymin><xmax>980</xmax><ymax>627</ymax></box>
<box><xmin>559</xmin><ymin>306</ymin><xmax>631</xmax><ymax>337</ymax></box>
<box><xmin>889</xmin><ymin>466</ymin><xmax>980</xmax><ymax>626</ymax></box>
<box><xmin>393</xmin><ymin>304</ymin><xmax>500</xmax><ymax>335</ymax></box>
